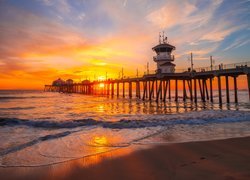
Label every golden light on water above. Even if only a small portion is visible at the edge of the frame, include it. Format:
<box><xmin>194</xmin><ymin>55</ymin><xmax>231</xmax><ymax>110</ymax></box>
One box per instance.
<box><xmin>97</xmin><ymin>104</ymin><xmax>105</xmax><ymax>113</ymax></box>
<box><xmin>93</xmin><ymin>136</ymin><xmax>108</xmax><ymax>146</ymax></box>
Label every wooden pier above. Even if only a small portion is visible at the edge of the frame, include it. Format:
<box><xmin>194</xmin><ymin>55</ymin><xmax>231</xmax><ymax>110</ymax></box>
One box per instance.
<box><xmin>44</xmin><ymin>62</ymin><xmax>250</xmax><ymax>104</ymax></box>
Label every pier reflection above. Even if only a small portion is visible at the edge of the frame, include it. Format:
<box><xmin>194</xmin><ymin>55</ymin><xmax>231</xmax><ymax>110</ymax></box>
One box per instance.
<box><xmin>47</xmin><ymin>90</ymin><xmax>250</xmax><ymax>122</ymax></box>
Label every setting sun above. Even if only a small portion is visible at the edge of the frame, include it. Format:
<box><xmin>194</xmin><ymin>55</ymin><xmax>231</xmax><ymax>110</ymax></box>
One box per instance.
<box><xmin>99</xmin><ymin>83</ymin><xmax>105</xmax><ymax>88</ymax></box>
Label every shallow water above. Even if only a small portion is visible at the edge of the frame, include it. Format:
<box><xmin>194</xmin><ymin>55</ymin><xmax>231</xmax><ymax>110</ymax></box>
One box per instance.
<box><xmin>0</xmin><ymin>90</ymin><xmax>250</xmax><ymax>167</ymax></box>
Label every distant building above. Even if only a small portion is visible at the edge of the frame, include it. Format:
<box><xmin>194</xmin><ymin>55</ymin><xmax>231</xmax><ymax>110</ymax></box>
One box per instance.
<box><xmin>152</xmin><ymin>34</ymin><xmax>176</xmax><ymax>74</ymax></box>
<box><xmin>52</xmin><ymin>78</ymin><xmax>65</xmax><ymax>86</ymax></box>
<box><xmin>82</xmin><ymin>80</ymin><xmax>90</xmax><ymax>84</ymax></box>
<box><xmin>66</xmin><ymin>79</ymin><xmax>74</xmax><ymax>85</ymax></box>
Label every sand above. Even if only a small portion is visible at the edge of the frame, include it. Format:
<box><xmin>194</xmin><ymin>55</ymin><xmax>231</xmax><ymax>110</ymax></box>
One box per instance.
<box><xmin>1</xmin><ymin>136</ymin><xmax>250</xmax><ymax>180</ymax></box>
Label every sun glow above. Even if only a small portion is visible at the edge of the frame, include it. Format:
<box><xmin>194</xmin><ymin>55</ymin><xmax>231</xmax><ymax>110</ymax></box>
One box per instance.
<box><xmin>97</xmin><ymin>76</ymin><xmax>105</xmax><ymax>81</ymax></box>
<box><xmin>99</xmin><ymin>83</ymin><xmax>105</xmax><ymax>88</ymax></box>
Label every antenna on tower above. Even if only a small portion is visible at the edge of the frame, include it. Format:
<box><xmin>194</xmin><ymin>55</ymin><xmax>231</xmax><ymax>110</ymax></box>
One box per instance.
<box><xmin>162</xmin><ymin>31</ymin><xmax>165</xmax><ymax>43</ymax></box>
<box><xmin>147</xmin><ymin>62</ymin><xmax>149</xmax><ymax>74</ymax></box>
<box><xmin>159</xmin><ymin>32</ymin><xmax>161</xmax><ymax>44</ymax></box>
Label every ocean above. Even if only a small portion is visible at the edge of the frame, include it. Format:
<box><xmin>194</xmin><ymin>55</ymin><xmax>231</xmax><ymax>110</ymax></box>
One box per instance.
<box><xmin>0</xmin><ymin>90</ymin><xmax>250</xmax><ymax>167</ymax></box>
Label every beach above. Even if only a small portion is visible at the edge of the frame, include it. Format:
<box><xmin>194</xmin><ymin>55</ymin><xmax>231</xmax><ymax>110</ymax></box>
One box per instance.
<box><xmin>0</xmin><ymin>136</ymin><xmax>249</xmax><ymax>180</ymax></box>
<box><xmin>0</xmin><ymin>91</ymin><xmax>250</xmax><ymax>179</ymax></box>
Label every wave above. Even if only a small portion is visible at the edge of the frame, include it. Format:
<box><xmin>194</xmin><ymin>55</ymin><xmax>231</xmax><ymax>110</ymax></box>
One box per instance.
<box><xmin>0</xmin><ymin>96</ymin><xmax>47</xmax><ymax>100</ymax></box>
<box><xmin>0</xmin><ymin>118</ymin><xmax>99</xmax><ymax>128</ymax></box>
<box><xmin>0</xmin><ymin>131</ymin><xmax>79</xmax><ymax>157</ymax></box>
<box><xmin>1</xmin><ymin>110</ymin><xmax>250</xmax><ymax>129</ymax></box>
<box><xmin>0</xmin><ymin>107</ymin><xmax>36</xmax><ymax>110</ymax></box>
<box><xmin>0</xmin><ymin>96</ymin><xmax>46</xmax><ymax>100</ymax></box>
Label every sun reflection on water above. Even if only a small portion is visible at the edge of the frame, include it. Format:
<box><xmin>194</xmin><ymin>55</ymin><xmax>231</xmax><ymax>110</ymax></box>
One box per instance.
<box><xmin>97</xmin><ymin>105</ymin><xmax>105</xmax><ymax>113</ymax></box>
<box><xmin>93</xmin><ymin>136</ymin><xmax>108</xmax><ymax>146</ymax></box>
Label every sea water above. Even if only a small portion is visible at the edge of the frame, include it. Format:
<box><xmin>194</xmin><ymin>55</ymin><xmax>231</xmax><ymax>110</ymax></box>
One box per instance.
<box><xmin>0</xmin><ymin>90</ymin><xmax>250</xmax><ymax>167</ymax></box>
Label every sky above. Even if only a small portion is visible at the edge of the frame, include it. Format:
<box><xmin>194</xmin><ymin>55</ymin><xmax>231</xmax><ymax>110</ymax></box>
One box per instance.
<box><xmin>0</xmin><ymin>0</ymin><xmax>250</xmax><ymax>89</ymax></box>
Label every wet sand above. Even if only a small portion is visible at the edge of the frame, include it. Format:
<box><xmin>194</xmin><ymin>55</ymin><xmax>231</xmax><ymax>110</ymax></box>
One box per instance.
<box><xmin>1</xmin><ymin>136</ymin><xmax>250</xmax><ymax>180</ymax></box>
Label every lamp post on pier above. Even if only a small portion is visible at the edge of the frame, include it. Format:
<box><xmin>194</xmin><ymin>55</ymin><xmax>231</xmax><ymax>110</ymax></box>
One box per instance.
<box><xmin>190</xmin><ymin>52</ymin><xmax>194</xmax><ymax>71</ymax></box>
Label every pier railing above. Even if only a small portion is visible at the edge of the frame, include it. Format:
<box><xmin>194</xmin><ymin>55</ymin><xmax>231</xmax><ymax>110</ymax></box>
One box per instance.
<box><xmin>174</xmin><ymin>61</ymin><xmax>250</xmax><ymax>73</ymax></box>
<box><xmin>70</xmin><ymin>62</ymin><xmax>250</xmax><ymax>81</ymax></box>
<box><xmin>108</xmin><ymin>61</ymin><xmax>250</xmax><ymax>80</ymax></box>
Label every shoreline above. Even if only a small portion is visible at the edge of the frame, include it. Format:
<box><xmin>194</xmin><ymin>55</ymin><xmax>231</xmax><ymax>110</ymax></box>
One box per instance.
<box><xmin>1</xmin><ymin>136</ymin><xmax>250</xmax><ymax>180</ymax></box>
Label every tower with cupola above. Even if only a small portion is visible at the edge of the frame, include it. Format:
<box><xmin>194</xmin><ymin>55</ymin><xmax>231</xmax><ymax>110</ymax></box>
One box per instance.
<box><xmin>152</xmin><ymin>32</ymin><xmax>176</xmax><ymax>74</ymax></box>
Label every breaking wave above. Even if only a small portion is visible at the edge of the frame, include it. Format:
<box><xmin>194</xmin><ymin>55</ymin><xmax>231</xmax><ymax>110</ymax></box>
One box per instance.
<box><xmin>0</xmin><ymin>131</ymin><xmax>76</xmax><ymax>157</ymax></box>
<box><xmin>0</xmin><ymin>96</ymin><xmax>46</xmax><ymax>100</ymax></box>
<box><xmin>1</xmin><ymin>110</ymin><xmax>250</xmax><ymax>129</ymax></box>
<box><xmin>0</xmin><ymin>107</ymin><xmax>36</xmax><ymax>110</ymax></box>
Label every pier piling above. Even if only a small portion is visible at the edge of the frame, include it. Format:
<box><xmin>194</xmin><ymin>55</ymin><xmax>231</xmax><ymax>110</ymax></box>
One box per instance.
<box><xmin>175</xmin><ymin>79</ymin><xmax>178</xmax><ymax>101</ymax></box>
<box><xmin>248</xmin><ymin>74</ymin><xmax>250</xmax><ymax>100</ymax></box>
<box><xmin>194</xmin><ymin>79</ymin><xmax>197</xmax><ymax>103</ymax></box>
<box><xmin>209</xmin><ymin>78</ymin><xmax>213</xmax><ymax>102</ymax></box>
<box><xmin>233</xmin><ymin>76</ymin><xmax>238</xmax><ymax>103</ymax></box>
<box><xmin>225</xmin><ymin>76</ymin><xmax>230</xmax><ymax>103</ymax></box>
<box><xmin>218</xmin><ymin>76</ymin><xmax>222</xmax><ymax>104</ymax></box>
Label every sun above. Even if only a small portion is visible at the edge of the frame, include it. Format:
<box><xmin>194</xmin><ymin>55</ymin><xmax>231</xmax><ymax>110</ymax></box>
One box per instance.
<box><xmin>99</xmin><ymin>83</ymin><xmax>105</xmax><ymax>88</ymax></box>
<box><xmin>97</xmin><ymin>76</ymin><xmax>105</xmax><ymax>81</ymax></box>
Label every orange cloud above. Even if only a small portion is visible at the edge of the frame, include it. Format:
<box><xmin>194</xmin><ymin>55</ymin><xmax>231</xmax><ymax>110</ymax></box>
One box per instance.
<box><xmin>1</xmin><ymin>0</ymin><xmax>249</xmax><ymax>90</ymax></box>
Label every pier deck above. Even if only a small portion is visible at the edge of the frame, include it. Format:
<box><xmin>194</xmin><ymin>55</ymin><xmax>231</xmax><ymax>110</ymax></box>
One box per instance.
<box><xmin>44</xmin><ymin>62</ymin><xmax>250</xmax><ymax>104</ymax></box>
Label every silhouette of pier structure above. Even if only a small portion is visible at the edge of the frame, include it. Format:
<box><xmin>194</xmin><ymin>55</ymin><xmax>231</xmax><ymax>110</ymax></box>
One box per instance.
<box><xmin>44</xmin><ymin>35</ymin><xmax>250</xmax><ymax>104</ymax></box>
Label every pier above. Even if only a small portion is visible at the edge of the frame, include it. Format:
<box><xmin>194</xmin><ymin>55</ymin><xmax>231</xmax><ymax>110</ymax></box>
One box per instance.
<box><xmin>44</xmin><ymin>62</ymin><xmax>250</xmax><ymax>104</ymax></box>
<box><xmin>44</xmin><ymin>36</ymin><xmax>250</xmax><ymax>104</ymax></box>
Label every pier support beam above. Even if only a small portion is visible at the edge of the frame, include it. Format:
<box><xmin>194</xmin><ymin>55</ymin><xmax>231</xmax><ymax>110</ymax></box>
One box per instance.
<box><xmin>218</xmin><ymin>76</ymin><xmax>222</xmax><ymax>104</ymax></box>
<box><xmin>183</xmin><ymin>80</ymin><xmax>186</xmax><ymax>101</ymax></box>
<box><xmin>156</xmin><ymin>80</ymin><xmax>162</xmax><ymax>102</ymax></box>
<box><xmin>198</xmin><ymin>79</ymin><xmax>205</xmax><ymax>102</ymax></box>
<box><xmin>175</xmin><ymin>79</ymin><xmax>178</xmax><ymax>101</ymax></box>
<box><xmin>160</xmin><ymin>80</ymin><xmax>163</xmax><ymax>100</ymax></box>
<box><xmin>135</xmin><ymin>81</ymin><xmax>139</xmax><ymax>98</ymax></box>
<box><xmin>204</xmin><ymin>79</ymin><xmax>209</xmax><ymax>100</ymax></box>
<box><xmin>142</xmin><ymin>81</ymin><xmax>146</xmax><ymax>100</ymax></box>
<box><xmin>149</xmin><ymin>81</ymin><xmax>155</xmax><ymax>101</ymax></box>
<box><xmin>107</xmin><ymin>83</ymin><xmax>110</xmax><ymax>96</ymax></box>
<box><xmin>145</xmin><ymin>81</ymin><xmax>149</xmax><ymax>99</ymax></box>
<box><xmin>129</xmin><ymin>82</ymin><xmax>132</xmax><ymax>98</ymax></box>
<box><xmin>202</xmin><ymin>79</ymin><xmax>206</xmax><ymax>101</ymax></box>
<box><xmin>163</xmin><ymin>80</ymin><xmax>168</xmax><ymax>102</ymax></box>
<box><xmin>194</xmin><ymin>79</ymin><xmax>197</xmax><ymax>103</ymax></box>
<box><xmin>138</xmin><ymin>81</ymin><xmax>141</xmax><ymax>99</ymax></box>
<box><xmin>188</xmin><ymin>80</ymin><xmax>193</xmax><ymax>101</ymax></box>
<box><xmin>122</xmin><ymin>82</ymin><xmax>125</xmax><ymax>97</ymax></box>
<box><xmin>168</xmin><ymin>80</ymin><xmax>171</xmax><ymax>100</ymax></box>
<box><xmin>209</xmin><ymin>77</ymin><xmax>213</xmax><ymax>102</ymax></box>
<box><xmin>233</xmin><ymin>76</ymin><xmax>238</xmax><ymax>103</ymax></box>
<box><xmin>117</xmin><ymin>82</ymin><xmax>119</xmax><ymax>97</ymax></box>
<box><xmin>248</xmin><ymin>74</ymin><xmax>250</xmax><ymax>100</ymax></box>
<box><xmin>111</xmin><ymin>83</ymin><xmax>114</xmax><ymax>97</ymax></box>
<box><xmin>154</xmin><ymin>80</ymin><xmax>157</xmax><ymax>99</ymax></box>
<box><xmin>225</xmin><ymin>76</ymin><xmax>230</xmax><ymax>103</ymax></box>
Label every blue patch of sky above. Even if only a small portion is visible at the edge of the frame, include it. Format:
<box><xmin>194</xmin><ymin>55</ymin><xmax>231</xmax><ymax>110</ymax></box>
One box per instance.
<box><xmin>206</xmin><ymin>0</ymin><xmax>250</xmax><ymax>58</ymax></box>
<box><xmin>214</xmin><ymin>0</ymin><xmax>249</xmax><ymax>25</ymax></box>
<box><xmin>54</xmin><ymin>1</ymin><xmax>116</xmax><ymax>35</ymax></box>
<box><xmin>3</xmin><ymin>0</ymin><xmax>116</xmax><ymax>37</ymax></box>
<box><xmin>213</xmin><ymin>29</ymin><xmax>250</xmax><ymax>63</ymax></box>
<box><xmin>4</xmin><ymin>0</ymin><xmax>52</xmax><ymax>17</ymax></box>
